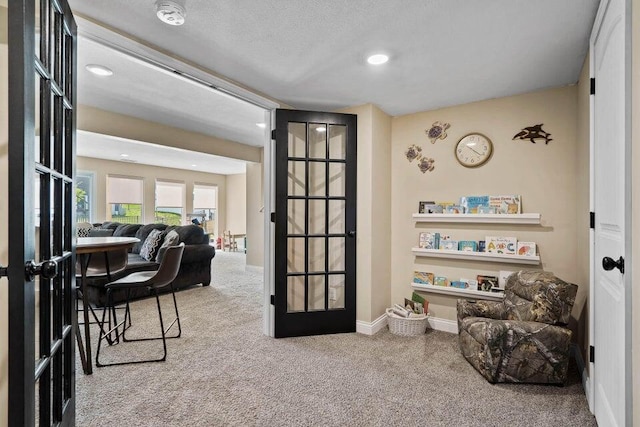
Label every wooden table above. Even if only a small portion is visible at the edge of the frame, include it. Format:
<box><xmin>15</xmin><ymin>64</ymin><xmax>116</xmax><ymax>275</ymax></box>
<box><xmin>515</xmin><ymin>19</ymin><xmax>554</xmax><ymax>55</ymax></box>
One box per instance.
<box><xmin>76</xmin><ymin>237</ymin><xmax>139</xmax><ymax>374</ymax></box>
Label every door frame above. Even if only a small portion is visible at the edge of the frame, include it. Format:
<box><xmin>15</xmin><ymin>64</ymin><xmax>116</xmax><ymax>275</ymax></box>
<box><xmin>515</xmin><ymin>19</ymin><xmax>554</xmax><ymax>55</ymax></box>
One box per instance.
<box><xmin>588</xmin><ymin>0</ymin><xmax>633</xmax><ymax>421</ymax></box>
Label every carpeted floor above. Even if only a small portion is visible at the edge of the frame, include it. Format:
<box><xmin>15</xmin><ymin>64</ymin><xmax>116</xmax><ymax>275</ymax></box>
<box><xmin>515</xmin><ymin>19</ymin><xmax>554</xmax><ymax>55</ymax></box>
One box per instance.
<box><xmin>76</xmin><ymin>251</ymin><xmax>596</xmax><ymax>427</ymax></box>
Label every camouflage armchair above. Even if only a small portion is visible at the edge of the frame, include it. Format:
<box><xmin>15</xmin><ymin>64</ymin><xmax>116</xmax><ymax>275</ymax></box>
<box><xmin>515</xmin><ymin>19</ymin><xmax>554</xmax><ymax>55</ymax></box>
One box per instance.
<box><xmin>457</xmin><ymin>271</ymin><xmax>578</xmax><ymax>384</ymax></box>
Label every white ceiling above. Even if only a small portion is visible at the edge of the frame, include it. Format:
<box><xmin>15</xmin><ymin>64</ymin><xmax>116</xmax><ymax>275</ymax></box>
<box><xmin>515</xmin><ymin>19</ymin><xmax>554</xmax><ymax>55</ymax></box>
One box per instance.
<box><xmin>68</xmin><ymin>0</ymin><xmax>599</xmax><ymax>172</ymax></box>
<box><xmin>76</xmin><ymin>130</ymin><xmax>247</xmax><ymax>175</ymax></box>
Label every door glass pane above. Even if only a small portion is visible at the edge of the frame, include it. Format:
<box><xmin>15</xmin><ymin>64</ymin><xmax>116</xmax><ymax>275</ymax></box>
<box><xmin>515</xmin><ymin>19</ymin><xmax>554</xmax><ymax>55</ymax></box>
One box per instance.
<box><xmin>308</xmin><ymin>200</ymin><xmax>325</xmax><ymax>235</ymax></box>
<box><xmin>287</xmin><ymin>238</ymin><xmax>305</xmax><ymax>273</ymax></box>
<box><xmin>328</xmin><ymin>200</ymin><xmax>345</xmax><ymax>234</ymax></box>
<box><xmin>309</xmin><ymin>123</ymin><xmax>327</xmax><ymax>159</ymax></box>
<box><xmin>288</xmin><ymin>122</ymin><xmax>306</xmax><ymax>158</ymax></box>
<box><xmin>35</xmin><ymin>0</ymin><xmax>42</xmax><ymax>60</ymax></box>
<box><xmin>64</xmin><ymin>33</ymin><xmax>73</xmax><ymax>98</ymax></box>
<box><xmin>328</xmin><ymin>163</ymin><xmax>345</xmax><ymax>197</ymax></box>
<box><xmin>309</xmin><ymin>162</ymin><xmax>325</xmax><ymax>197</ymax></box>
<box><xmin>329</xmin><ymin>274</ymin><xmax>345</xmax><ymax>310</ymax></box>
<box><xmin>53</xmin><ymin>96</ymin><xmax>62</xmax><ymax>172</ymax></box>
<box><xmin>308</xmin><ymin>237</ymin><xmax>325</xmax><ymax>273</ymax></box>
<box><xmin>34</xmin><ymin>279</ymin><xmax>40</xmax><ymax>363</ymax></box>
<box><xmin>287</xmin><ymin>276</ymin><xmax>305</xmax><ymax>313</ymax></box>
<box><xmin>49</xmin><ymin>6</ymin><xmax>57</xmax><ymax>75</ymax></box>
<box><xmin>287</xmin><ymin>161</ymin><xmax>305</xmax><ymax>196</ymax></box>
<box><xmin>35</xmin><ymin>74</ymin><xmax>42</xmax><ymax>163</ymax></box>
<box><xmin>308</xmin><ymin>275</ymin><xmax>325</xmax><ymax>311</ymax></box>
<box><xmin>329</xmin><ymin>125</ymin><xmax>346</xmax><ymax>160</ymax></box>
<box><xmin>287</xmin><ymin>199</ymin><xmax>305</xmax><ymax>235</ymax></box>
<box><xmin>328</xmin><ymin>238</ymin><xmax>345</xmax><ymax>271</ymax></box>
<box><xmin>47</xmin><ymin>91</ymin><xmax>54</xmax><ymax>168</ymax></box>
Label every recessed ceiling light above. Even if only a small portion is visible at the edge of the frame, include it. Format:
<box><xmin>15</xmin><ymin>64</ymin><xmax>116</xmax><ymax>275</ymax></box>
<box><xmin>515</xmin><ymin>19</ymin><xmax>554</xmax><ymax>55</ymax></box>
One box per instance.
<box><xmin>85</xmin><ymin>64</ymin><xmax>113</xmax><ymax>76</ymax></box>
<box><xmin>256</xmin><ymin>123</ymin><xmax>266</xmax><ymax>129</ymax></box>
<box><xmin>191</xmin><ymin>164</ymin><xmax>197</xmax><ymax>167</ymax></box>
<box><xmin>120</xmin><ymin>153</ymin><xmax>129</xmax><ymax>157</ymax></box>
<box><xmin>156</xmin><ymin>0</ymin><xmax>186</xmax><ymax>26</ymax></box>
<box><xmin>367</xmin><ymin>54</ymin><xmax>389</xmax><ymax>65</ymax></box>
<box><xmin>316</xmin><ymin>126</ymin><xmax>326</xmax><ymax>132</ymax></box>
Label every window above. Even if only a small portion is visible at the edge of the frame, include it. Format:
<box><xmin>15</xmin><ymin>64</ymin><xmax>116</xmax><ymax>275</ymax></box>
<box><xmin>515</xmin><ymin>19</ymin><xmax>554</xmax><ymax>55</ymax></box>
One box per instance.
<box><xmin>107</xmin><ymin>175</ymin><xmax>143</xmax><ymax>224</ymax></box>
<box><xmin>193</xmin><ymin>184</ymin><xmax>218</xmax><ymax>236</ymax></box>
<box><xmin>155</xmin><ymin>180</ymin><xmax>185</xmax><ymax>226</ymax></box>
<box><xmin>76</xmin><ymin>171</ymin><xmax>94</xmax><ymax>223</ymax></box>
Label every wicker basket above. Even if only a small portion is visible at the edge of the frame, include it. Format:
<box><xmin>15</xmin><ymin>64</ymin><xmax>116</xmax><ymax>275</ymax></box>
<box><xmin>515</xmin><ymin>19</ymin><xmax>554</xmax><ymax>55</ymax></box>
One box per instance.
<box><xmin>386</xmin><ymin>308</ymin><xmax>429</xmax><ymax>336</ymax></box>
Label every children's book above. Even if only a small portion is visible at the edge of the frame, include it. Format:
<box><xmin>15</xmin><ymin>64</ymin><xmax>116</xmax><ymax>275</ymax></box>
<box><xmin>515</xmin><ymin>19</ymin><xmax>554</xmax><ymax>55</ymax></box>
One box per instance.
<box><xmin>517</xmin><ymin>242</ymin><xmax>537</xmax><ymax>256</ymax></box>
<box><xmin>460</xmin><ymin>196</ymin><xmax>490</xmax><ymax>214</ymax></box>
<box><xmin>439</xmin><ymin>240</ymin><xmax>458</xmax><ymax>251</ymax></box>
<box><xmin>485</xmin><ymin>236</ymin><xmax>517</xmax><ymax>254</ymax></box>
<box><xmin>445</xmin><ymin>205</ymin><xmax>463</xmax><ymax>214</ymax></box>
<box><xmin>458</xmin><ymin>240</ymin><xmax>477</xmax><ymax>252</ymax></box>
<box><xmin>489</xmin><ymin>195</ymin><xmax>521</xmax><ymax>214</ymax></box>
<box><xmin>413</xmin><ymin>271</ymin><xmax>434</xmax><ymax>285</ymax></box>
<box><xmin>477</xmin><ymin>275</ymin><xmax>499</xmax><ymax>291</ymax></box>
<box><xmin>434</xmin><ymin>276</ymin><xmax>448</xmax><ymax>287</ymax></box>
<box><xmin>419</xmin><ymin>232</ymin><xmax>440</xmax><ymax>249</ymax></box>
<box><xmin>477</xmin><ymin>206</ymin><xmax>496</xmax><ymax>214</ymax></box>
<box><xmin>418</xmin><ymin>201</ymin><xmax>436</xmax><ymax>214</ymax></box>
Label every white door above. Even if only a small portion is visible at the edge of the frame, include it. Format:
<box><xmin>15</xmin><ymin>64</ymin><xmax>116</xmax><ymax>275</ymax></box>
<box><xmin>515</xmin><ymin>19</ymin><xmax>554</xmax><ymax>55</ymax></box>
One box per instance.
<box><xmin>591</xmin><ymin>0</ymin><xmax>629</xmax><ymax>425</ymax></box>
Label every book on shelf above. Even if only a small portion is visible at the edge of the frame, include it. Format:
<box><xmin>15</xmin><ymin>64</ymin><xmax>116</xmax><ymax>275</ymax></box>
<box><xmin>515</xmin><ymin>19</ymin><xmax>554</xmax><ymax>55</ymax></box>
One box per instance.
<box><xmin>418</xmin><ymin>232</ymin><xmax>440</xmax><ymax>249</ymax></box>
<box><xmin>458</xmin><ymin>240</ymin><xmax>477</xmax><ymax>252</ymax></box>
<box><xmin>450</xmin><ymin>281</ymin><xmax>466</xmax><ymax>289</ymax></box>
<box><xmin>477</xmin><ymin>275</ymin><xmax>499</xmax><ymax>292</ymax></box>
<box><xmin>439</xmin><ymin>239</ymin><xmax>458</xmax><ymax>251</ymax></box>
<box><xmin>460</xmin><ymin>196</ymin><xmax>490</xmax><ymax>214</ymax></box>
<box><xmin>517</xmin><ymin>242</ymin><xmax>537</xmax><ymax>256</ymax></box>
<box><xmin>418</xmin><ymin>201</ymin><xmax>436</xmax><ymax>214</ymax></box>
<box><xmin>477</xmin><ymin>206</ymin><xmax>496</xmax><ymax>214</ymax></box>
<box><xmin>498</xmin><ymin>270</ymin><xmax>515</xmax><ymax>288</ymax></box>
<box><xmin>434</xmin><ymin>276</ymin><xmax>448</xmax><ymax>287</ymax></box>
<box><xmin>485</xmin><ymin>236</ymin><xmax>517</xmax><ymax>255</ymax></box>
<box><xmin>488</xmin><ymin>195</ymin><xmax>521</xmax><ymax>214</ymax></box>
<box><xmin>413</xmin><ymin>271</ymin><xmax>434</xmax><ymax>285</ymax></box>
<box><xmin>422</xmin><ymin>204</ymin><xmax>443</xmax><ymax>214</ymax></box>
<box><xmin>445</xmin><ymin>205</ymin><xmax>463</xmax><ymax>214</ymax></box>
<box><xmin>478</xmin><ymin>240</ymin><xmax>486</xmax><ymax>252</ymax></box>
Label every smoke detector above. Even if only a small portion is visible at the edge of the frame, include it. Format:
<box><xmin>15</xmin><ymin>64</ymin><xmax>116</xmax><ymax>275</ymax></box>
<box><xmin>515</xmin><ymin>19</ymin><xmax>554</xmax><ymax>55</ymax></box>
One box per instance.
<box><xmin>156</xmin><ymin>1</ymin><xmax>186</xmax><ymax>26</ymax></box>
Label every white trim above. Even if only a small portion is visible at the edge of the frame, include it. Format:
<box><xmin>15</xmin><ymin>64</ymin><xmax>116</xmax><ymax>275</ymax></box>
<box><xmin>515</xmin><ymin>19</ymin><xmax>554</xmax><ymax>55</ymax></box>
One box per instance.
<box><xmin>356</xmin><ymin>313</ymin><xmax>388</xmax><ymax>335</ymax></box>
<box><xmin>245</xmin><ymin>265</ymin><xmax>264</xmax><ymax>274</ymax></box>
<box><xmin>572</xmin><ymin>343</ymin><xmax>593</xmax><ymax>412</ymax></box>
<box><xmin>412</xmin><ymin>213</ymin><xmax>541</xmax><ymax>225</ymax></box>
<box><xmin>412</xmin><ymin>247</ymin><xmax>540</xmax><ymax>265</ymax></box>
<box><xmin>427</xmin><ymin>316</ymin><xmax>458</xmax><ymax>334</ymax></box>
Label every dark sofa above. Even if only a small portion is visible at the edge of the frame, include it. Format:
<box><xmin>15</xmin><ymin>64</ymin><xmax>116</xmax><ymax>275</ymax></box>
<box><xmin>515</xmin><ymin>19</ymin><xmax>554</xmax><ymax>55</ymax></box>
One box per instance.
<box><xmin>82</xmin><ymin>222</ymin><xmax>215</xmax><ymax>306</ymax></box>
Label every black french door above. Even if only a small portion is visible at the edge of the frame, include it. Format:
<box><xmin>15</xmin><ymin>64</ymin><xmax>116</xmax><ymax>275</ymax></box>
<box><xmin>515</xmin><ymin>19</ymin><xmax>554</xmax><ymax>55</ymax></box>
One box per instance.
<box><xmin>274</xmin><ymin>109</ymin><xmax>357</xmax><ymax>338</ymax></box>
<box><xmin>8</xmin><ymin>0</ymin><xmax>77</xmax><ymax>425</ymax></box>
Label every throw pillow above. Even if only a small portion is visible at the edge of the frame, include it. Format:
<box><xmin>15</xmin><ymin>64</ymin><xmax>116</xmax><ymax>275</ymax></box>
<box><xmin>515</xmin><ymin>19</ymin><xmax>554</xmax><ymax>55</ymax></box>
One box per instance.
<box><xmin>156</xmin><ymin>230</ymin><xmax>181</xmax><ymax>264</ymax></box>
<box><xmin>77</xmin><ymin>226</ymin><xmax>92</xmax><ymax>237</ymax></box>
<box><xmin>139</xmin><ymin>229</ymin><xmax>166</xmax><ymax>261</ymax></box>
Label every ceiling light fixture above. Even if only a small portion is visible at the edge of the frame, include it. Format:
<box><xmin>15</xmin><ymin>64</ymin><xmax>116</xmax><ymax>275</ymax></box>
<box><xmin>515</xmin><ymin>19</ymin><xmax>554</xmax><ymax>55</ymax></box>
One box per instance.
<box><xmin>120</xmin><ymin>153</ymin><xmax>129</xmax><ymax>157</ymax></box>
<box><xmin>156</xmin><ymin>0</ymin><xmax>186</xmax><ymax>26</ymax></box>
<box><xmin>367</xmin><ymin>54</ymin><xmax>389</xmax><ymax>65</ymax></box>
<box><xmin>85</xmin><ymin>64</ymin><xmax>113</xmax><ymax>76</ymax></box>
<box><xmin>191</xmin><ymin>164</ymin><xmax>197</xmax><ymax>167</ymax></box>
<box><xmin>316</xmin><ymin>126</ymin><xmax>326</xmax><ymax>132</ymax></box>
<box><xmin>256</xmin><ymin>123</ymin><xmax>266</xmax><ymax>129</ymax></box>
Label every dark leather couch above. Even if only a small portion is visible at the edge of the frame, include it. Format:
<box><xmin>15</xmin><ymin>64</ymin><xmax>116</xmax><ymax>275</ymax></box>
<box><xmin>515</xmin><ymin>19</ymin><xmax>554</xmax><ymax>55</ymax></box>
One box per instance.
<box><xmin>83</xmin><ymin>222</ymin><xmax>215</xmax><ymax>306</ymax></box>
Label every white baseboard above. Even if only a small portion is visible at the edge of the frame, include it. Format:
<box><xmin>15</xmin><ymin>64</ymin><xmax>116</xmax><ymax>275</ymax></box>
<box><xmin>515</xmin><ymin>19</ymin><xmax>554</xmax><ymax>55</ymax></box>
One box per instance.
<box><xmin>428</xmin><ymin>316</ymin><xmax>458</xmax><ymax>334</ymax></box>
<box><xmin>356</xmin><ymin>313</ymin><xmax>387</xmax><ymax>335</ymax></box>
<box><xmin>245</xmin><ymin>265</ymin><xmax>264</xmax><ymax>273</ymax></box>
<box><xmin>571</xmin><ymin>343</ymin><xmax>592</xmax><ymax>411</ymax></box>
<box><xmin>357</xmin><ymin>314</ymin><xmax>458</xmax><ymax>335</ymax></box>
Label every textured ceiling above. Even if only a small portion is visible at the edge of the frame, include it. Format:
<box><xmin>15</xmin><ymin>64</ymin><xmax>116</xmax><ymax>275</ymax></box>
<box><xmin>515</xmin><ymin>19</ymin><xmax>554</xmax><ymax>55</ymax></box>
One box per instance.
<box><xmin>69</xmin><ymin>0</ymin><xmax>599</xmax><ymax>116</ymax></box>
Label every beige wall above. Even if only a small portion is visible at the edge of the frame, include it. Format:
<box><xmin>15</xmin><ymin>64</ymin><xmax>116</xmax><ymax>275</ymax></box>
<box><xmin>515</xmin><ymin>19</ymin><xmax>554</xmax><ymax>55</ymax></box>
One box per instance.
<box><xmin>246</xmin><ymin>158</ymin><xmax>264</xmax><ymax>267</ymax></box>
<box><xmin>576</xmin><ymin>55</ymin><xmax>591</xmax><ymax>369</ymax></box>
<box><xmin>225</xmin><ymin>173</ymin><xmax>247</xmax><ymax>235</ymax></box>
<box><xmin>77</xmin><ymin>156</ymin><xmax>227</xmax><ymax>232</ymax></box>
<box><xmin>78</xmin><ymin>105</ymin><xmax>262</xmax><ymax>163</ymax></box>
<box><xmin>391</xmin><ymin>87</ymin><xmax>584</xmax><ymax>326</ymax></box>
<box><xmin>0</xmin><ymin>7</ymin><xmax>8</xmax><ymax>426</ymax></box>
<box><xmin>339</xmin><ymin>104</ymin><xmax>392</xmax><ymax>323</ymax></box>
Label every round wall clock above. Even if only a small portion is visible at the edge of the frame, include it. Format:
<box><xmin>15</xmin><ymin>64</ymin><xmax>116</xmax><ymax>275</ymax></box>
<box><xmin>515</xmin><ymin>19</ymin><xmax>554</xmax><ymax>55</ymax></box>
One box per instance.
<box><xmin>455</xmin><ymin>133</ymin><xmax>493</xmax><ymax>168</ymax></box>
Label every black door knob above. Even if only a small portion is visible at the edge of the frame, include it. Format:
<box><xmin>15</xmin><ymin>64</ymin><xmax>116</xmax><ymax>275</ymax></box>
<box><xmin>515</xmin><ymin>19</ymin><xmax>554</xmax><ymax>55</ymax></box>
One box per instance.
<box><xmin>25</xmin><ymin>259</ymin><xmax>59</xmax><ymax>281</ymax></box>
<box><xmin>602</xmin><ymin>256</ymin><xmax>625</xmax><ymax>274</ymax></box>
<box><xmin>347</xmin><ymin>230</ymin><xmax>356</xmax><ymax>238</ymax></box>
